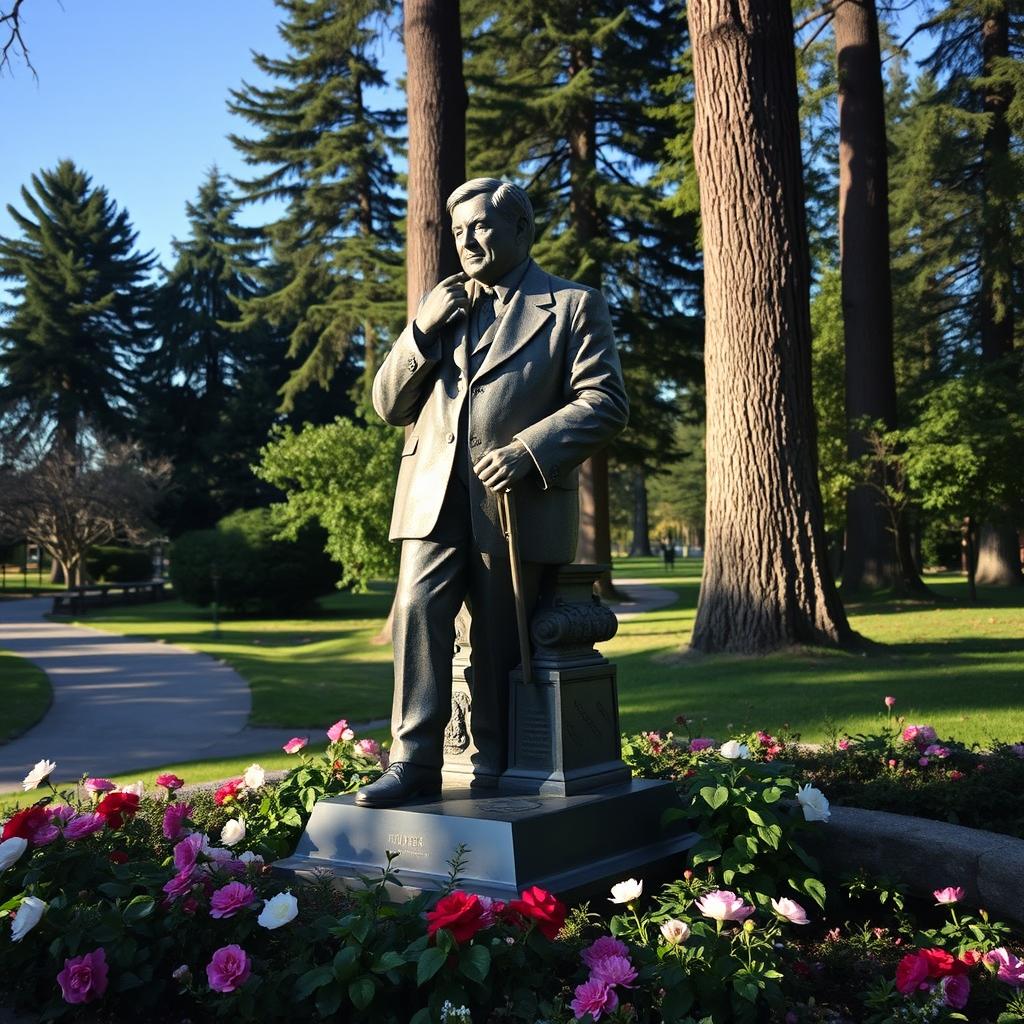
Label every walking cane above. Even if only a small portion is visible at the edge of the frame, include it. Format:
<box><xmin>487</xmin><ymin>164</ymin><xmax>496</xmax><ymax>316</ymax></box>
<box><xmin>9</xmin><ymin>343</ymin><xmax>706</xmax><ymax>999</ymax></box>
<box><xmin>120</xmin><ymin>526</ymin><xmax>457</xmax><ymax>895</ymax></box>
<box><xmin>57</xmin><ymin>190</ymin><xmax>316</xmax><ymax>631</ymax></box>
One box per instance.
<box><xmin>497</xmin><ymin>488</ymin><xmax>533</xmax><ymax>684</ymax></box>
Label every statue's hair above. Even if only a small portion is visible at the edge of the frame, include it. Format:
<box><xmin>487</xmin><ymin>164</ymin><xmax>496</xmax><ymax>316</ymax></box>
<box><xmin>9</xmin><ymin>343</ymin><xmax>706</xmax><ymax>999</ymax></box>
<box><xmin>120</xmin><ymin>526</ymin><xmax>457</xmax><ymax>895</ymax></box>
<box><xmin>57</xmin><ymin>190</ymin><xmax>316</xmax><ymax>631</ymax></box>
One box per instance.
<box><xmin>445</xmin><ymin>178</ymin><xmax>535</xmax><ymax>249</ymax></box>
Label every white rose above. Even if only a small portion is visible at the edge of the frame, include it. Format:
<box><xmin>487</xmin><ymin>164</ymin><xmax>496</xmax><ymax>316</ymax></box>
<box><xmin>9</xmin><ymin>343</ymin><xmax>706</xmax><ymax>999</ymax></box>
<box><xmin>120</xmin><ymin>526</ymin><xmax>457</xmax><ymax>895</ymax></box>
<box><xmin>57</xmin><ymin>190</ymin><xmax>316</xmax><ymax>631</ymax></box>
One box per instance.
<box><xmin>0</xmin><ymin>837</ymin><xmax>29</xmax><ymax>872</ymax></box>
<box><xmin>238</xmin><ymin>850</ymin><xmax>264</xmax><ymax>866</ymax></box>
<box><xmin>660</xmin><ymin>918</ymin><xmax>691</xmax><ymax>945</ymax></box>
<box><xmin>257</xmin><ymin>890</ymin><xmax>299</xmax><ymax>930</ymax></box>
<box><xmin>796</xmin><ymin>783</ymin><xmax>831</xmax><ymax>822</ymax></box>
<box><xmin>11</xmin><ymin>895</ymin><xmax>47</xmax><ymax>941</ymax></box>
<box><xmin>719</xmin><ymin>740</ymin><xmax>750</xmax><ymax>760</ymax></box>
<box><xmin>117</xmin><ymin>780</ymin><xmax>144</xmax><ymax>797</ymax></box>
<box><xmin>243</xmin><ymin>764</ymin><xmax>266</xmax><ymax>790</ymax></box>
<box><xmin>608</xmin><ymin>878</ymin><xmax>643</xmax><ymax>904</ymax></box>
<box><xmin>21</xmin><ymin>759</ymin><xmax>57</xmax><ymax>792</ymax></box>
<box><xmin>220</xmin><ymin>818</ymin><xmax>246</xmax><ymax>847</ymax></box>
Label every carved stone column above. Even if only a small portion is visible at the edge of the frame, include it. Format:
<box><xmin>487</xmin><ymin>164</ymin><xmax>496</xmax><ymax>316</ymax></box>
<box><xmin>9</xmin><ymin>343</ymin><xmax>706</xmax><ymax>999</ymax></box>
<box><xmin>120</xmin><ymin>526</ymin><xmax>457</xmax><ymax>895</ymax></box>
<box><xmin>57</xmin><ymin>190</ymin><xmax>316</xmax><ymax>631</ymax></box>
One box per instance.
<box><xmin>501</xmin><ymin>563</ymin><xmax>631</xmax><ymax>796</ymax></box>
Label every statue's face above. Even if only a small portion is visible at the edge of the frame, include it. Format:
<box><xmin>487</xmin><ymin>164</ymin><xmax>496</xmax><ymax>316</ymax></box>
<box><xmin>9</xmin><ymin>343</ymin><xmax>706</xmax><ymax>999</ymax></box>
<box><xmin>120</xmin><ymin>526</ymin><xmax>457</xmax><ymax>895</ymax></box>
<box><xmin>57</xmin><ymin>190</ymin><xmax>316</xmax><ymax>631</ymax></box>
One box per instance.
<box><xmin>451</xmin><ymin>193</ymin><xmax>527</xmax><ymax>285</ymax></box>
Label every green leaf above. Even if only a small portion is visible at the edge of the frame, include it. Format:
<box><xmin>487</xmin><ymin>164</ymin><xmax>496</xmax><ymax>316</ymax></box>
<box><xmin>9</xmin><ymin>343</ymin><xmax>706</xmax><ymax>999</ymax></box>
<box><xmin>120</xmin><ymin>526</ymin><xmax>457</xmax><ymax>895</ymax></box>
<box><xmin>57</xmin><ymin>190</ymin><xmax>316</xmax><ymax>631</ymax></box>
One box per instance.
<box><xmin>372</xmin><ymin>951</ymin><xmax>406</xmax><ymax>974</ymax></box>
<box><xmin>410</xmin><ymin>1010</ymin><xmax>432</xmax><ymax>1024</ymax></box>
<box><xmin>98</xmin><ymin>882</ymin><xmax>131</xmax><ymax>899</ymax></box>
<box><xmin>316</xmin><ymin>981</ymin><xmax>342</xmax><ymax>1017</ymax></box>
<box><xmin>689</xmin><ymin>838</ymin><xmax>723</xmax><ymax>866</ymax></box>
<box><xmin>115</xmin><ymin>971</ymin><xmax>143</xmax><ymax>992</ymax></box>
<box><xmin>294</xmin><ymin>965</ymin><xmax>335</xmax><ymax>1001</ymax></box>
<box><xmin>700</xmin><ymin>785</ymin><xmax>729</xmax><ymax>809</ymax></box>
<box><xmin>348</xmin><ymin>976</ymin><xmax>375</xmax><ymax>1011</ymax></box>
<box><xmin>333</xmin><ymin>946</ymin><xmax>360</xmax><ymax>981</ymax></box>
<box><xmin>417</xmin><ymin>946</ymin><xmax>448</xmax><ymax>986</ymax></box>
<box><xmin>459</xmin><ymin>944</ymin><xmax>491</xmax><ymax>984</ymax></box>
<box><xmin>803</xmin><ymin>877</ymin><xmax>827</xmax><ymax>909</ymax></box>
<box><xmin>762</xmin><ymin>786</ymin><xmax>782</xmax><ymax>803</ymax></box>
<box><xmin>122</xmin><ymin>895</ymin><xmax>155</xmax><ymax>924</ymax></box>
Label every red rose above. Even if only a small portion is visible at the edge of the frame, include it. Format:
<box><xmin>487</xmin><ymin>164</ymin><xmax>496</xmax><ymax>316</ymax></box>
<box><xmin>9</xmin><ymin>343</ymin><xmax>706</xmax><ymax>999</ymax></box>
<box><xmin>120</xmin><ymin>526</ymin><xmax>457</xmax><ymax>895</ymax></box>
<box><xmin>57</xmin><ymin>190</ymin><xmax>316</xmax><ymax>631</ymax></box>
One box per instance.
<box><xmin>921</xmin><ymin>947</ymin><xmax>956</xmax><ymax>978</ymax></box>
<box><xmin>2</xmin><ymin>805</ymin><xmax>49</xmax><ymax>842</ymax></box>
<box><xmin>896</xmin><ymin>952</ymin><xmax>930</xmax><ymax>994</ymax></box>
<box><xmin>214</xmin><ymin>778</ymin><xmax>244</xmax><ymax>806</ymax></box>
<box><xmin>508</xmin><ymin>885</ymin><xmax>567</xmax><ymax>940</ymax></box>
<box><xmin>95</xmin><ymin>792</ymin><xmax>139</xmax><ymax>830</ymax></box>
<box><xmin>426</xmin><ymin>891</ymin><xmax>485</xmax><ymax>944</ymax></box>
<box><xmin>959</xmin><ymin>950</ymin><xmax>983</xmax><ymax>969</ymax></box>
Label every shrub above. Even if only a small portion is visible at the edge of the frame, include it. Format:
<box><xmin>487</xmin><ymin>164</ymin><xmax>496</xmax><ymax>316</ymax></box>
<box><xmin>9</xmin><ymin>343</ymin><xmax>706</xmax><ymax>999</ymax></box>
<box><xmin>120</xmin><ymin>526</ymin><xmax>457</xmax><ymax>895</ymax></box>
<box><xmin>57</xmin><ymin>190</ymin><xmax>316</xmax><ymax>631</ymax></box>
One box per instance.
<box><xmin>170</xmin><ymin>508</ymin><xmax>337</xmax><ymax>614</ymax></box>
<box><xmin>86</xmin><ymin>545</ymin><xmax>153</xmax><ymax>582</ymax></box>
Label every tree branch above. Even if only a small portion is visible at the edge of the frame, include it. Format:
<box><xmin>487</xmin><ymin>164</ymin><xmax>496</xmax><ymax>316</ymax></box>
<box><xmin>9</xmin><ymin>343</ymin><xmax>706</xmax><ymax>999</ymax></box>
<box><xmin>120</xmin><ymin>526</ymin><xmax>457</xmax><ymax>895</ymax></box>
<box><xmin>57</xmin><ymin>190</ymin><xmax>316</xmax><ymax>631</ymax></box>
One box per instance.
<box><xmin>0</xmin><ymin>0</ymin><xmax>34</xmax><ymax>77</ymax></box>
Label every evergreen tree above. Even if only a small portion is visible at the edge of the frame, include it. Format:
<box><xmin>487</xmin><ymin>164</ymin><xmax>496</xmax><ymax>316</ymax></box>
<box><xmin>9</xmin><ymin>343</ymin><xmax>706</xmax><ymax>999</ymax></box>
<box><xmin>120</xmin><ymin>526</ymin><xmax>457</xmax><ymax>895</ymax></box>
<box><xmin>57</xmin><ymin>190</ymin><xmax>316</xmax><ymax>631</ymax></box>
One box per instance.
<box><xmin>462</xmin><ymin>0</ymin><xmax>703</xmax><ymax>588</ymax></box>
<box><xmin>0</xmin><ymin>160</ymin><xmax>155</xmax><ymax>451</ymax></box>
<box><xmin>228</xmin><ymin>0</ymin><xmax>405</xmax><ymax>412</ymax></box>
<box><xmin>138</xmin><ymin>170</ymin><xmax>280</xmax><ymax>534</ymax></box>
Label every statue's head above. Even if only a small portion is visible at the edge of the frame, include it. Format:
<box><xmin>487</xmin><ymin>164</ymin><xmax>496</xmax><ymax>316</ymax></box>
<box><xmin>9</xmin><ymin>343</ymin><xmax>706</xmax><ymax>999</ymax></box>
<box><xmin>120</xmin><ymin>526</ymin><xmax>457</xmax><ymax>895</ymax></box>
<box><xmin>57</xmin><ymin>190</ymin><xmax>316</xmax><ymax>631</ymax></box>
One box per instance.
<box><xmin>446</xmin><ymin>178</ymin><xmax>534</xmax><ymax>285</ymax></box>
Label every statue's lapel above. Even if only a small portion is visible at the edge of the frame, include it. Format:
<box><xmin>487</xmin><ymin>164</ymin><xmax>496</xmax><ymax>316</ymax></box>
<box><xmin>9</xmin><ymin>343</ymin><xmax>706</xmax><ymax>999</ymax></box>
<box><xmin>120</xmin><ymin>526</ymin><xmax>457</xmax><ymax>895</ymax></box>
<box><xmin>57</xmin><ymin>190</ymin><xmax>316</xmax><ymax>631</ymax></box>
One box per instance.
<box><xmin>474</xmin><ymin>262</ymin><xmax>554</xmax><ymax>381</ymax></box>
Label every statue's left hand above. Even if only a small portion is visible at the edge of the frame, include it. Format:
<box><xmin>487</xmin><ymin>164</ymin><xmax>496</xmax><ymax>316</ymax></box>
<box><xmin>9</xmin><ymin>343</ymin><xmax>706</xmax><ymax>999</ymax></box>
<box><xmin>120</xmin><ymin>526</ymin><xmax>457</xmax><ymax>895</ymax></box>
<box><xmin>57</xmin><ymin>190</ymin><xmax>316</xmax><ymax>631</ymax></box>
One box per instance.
<box><xmin>473</xmin><ymin>440</ymin><xmax>532</xmax><ymax>493</ymax></box>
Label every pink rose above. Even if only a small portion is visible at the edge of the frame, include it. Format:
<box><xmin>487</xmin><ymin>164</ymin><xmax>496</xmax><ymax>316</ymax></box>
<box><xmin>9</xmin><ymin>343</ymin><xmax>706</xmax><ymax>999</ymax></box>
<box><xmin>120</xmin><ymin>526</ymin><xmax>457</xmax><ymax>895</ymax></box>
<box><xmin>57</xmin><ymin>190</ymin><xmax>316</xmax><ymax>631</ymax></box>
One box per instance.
<box><xmin>984</xmin><ymin>948</ymin><xmax>1024</xmax><ymax>987</ymax></box>
<box><xmin>209</xmin><ymin>881</ymin><xmax>256</xmax><ymax>919</ymax></box>
<box><xmin>355</xmin><ymin>738</ymin><xmax>381</xmax><ymax>757</ymax></box>
<box><xmin>581</xmin><ymin>935</ymin><xmax>630</xmax><ymax>969</ymax></box>
<box><xmin>590</xmin><ymin>954</ymin><xmax>637</xmax><ymax>988</ymax></box>
<box><xmin>156</xmin><ymin>773</ymin><xmax>184</xmax><ymax>792</ymax></box>
<box><xmin>162</xmin><ymin>868</ymin><xmax>197</xmax><ymax>903</ymax></box>
<box><xmin>47</xmin><ymin>805</ymin><xmax>75</xmax><ymax>824</ymax></box>
<box><xmin>903</xmin><ymin>724</ymin><xmax>937</xmax><ymax>747</ymax></box>
<box><xmin>57</xmin><ymin>947</ymin><xmax>108</xmax><ymax>1005</ymax></box>
<box><xmin>933</xmin><ymin>887</ymin><xmax>964</xmax><ymax>905</ymax></box>
<box><xmin>942</xmin><ymin>974</ymin><xmax>970</xmax><ymax>1009</ymax></box>
<box><xmin>282</xmin><ymin>736</ymin><xmax>308</xmax><ymax>754</ymax></box>
<box><xmin>919</xmin><ymin>757</ymin><xmax>930</xmax><ymax>767</ymax></box>
<box><xmin>689</xmin><ymin>737</ymin><xmax>714</xmax><ymax>752</ymax></box>
<box><xmin>173</xmin><ymin>832</ymin><xmax>207</xmax><ymax>872</ymax></box>
<box><xmin>162</xmin><ymin>802</ymin><xmax>193</xmax><ymax>841</ymax></box>
<box><xmin>837</xmin><ymin>738</ymin><xmax>851</xmax><ymax>751</ymax></box>
<box><xmin>213</xmin><ymin>777</ymin><xmax>244</xmax><ymax>806</ymax></box>
<box><xmin>885</xmin><ymin>696</ymin><xmax>896</xmax><ymax>707</ymax></box>
<box><xmin>84</xmin><ymin>778</ymin><xmax>116</xmax><ymax>797</ymax></box>
<box><xmin>63</xmin><ymin>813</ymin><xmax>107</xmax><ymax>840</ymax></box>
<box><xmin>571</xmin><ymin>978</ymin><xmax>618</xmax><ymax>1021</ymax></box>
<box><xmin>924</xmin><ymin>745</ymin><xmax>950</xmax><ymax>759</ymax></box>
<box><xmin>949</xmin><ymin>770</ymin><xmax>965</xmax><ymax>781</ymax></box>
<box><xmin>326</xmin><ymin>720</ymin><xmax>349</xmax><ymax>743</ymax></box>
<box><xmin>206</xmin><ymin>944</ymin><xmax>251</xmax><ymax>994</ymax></box>
<box><xmin>695</xmin><ymin>889</ymin><xmax>755</xmax><ymax>923</ymax></box>
<box><xmin>771</xmin><ymin>897</ymin><xmax>809</xmax><ymax>925</ymax></box>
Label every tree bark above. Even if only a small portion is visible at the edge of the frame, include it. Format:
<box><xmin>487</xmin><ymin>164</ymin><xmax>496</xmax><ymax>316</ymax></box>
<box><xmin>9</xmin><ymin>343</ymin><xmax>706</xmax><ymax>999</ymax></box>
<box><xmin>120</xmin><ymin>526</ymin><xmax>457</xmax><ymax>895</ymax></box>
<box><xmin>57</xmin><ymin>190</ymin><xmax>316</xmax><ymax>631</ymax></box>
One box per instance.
<box><xmin>403</xmin><ymin>0</ymin><xmax>467</xmax><ymax>320</ymax></box>
<box><xmin>628</xmin><ymin>464</ymin><xmax>653</xmax><ymax>557</ymax></box>
<box><xmin>686</xmin><ymin>0</ymin><xmax>856</xmax><ymax>653</ymax></box>
<box><xmin>834</xmin><ymin>0</ymin><xmax>924</xmax><ymax>595</ymax></box>
<box><xmin>566</xmin><ymin>37</ymin><xmax>617</xmax><ymax>596</ymax></box>
<box><xmin>974</xmin><ymin>5</ymin><xmax>1022</xmax><ymax>586</ymax></box>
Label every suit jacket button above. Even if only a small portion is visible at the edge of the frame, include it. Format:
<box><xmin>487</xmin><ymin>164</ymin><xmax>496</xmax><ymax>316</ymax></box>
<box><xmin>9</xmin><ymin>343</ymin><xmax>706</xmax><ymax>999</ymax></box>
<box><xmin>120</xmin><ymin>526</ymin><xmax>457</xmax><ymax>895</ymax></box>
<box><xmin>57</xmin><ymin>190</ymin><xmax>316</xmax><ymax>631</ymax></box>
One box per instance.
<box><xmin>470</xmin><ymin>435</ymin><xmax>480</xmax><ymax>447</ymax></box>
<box><xmin>473</xmin><ymin>386</ymin><xmax>484</xmax><ymax>396</ymax></box>
<box><xmin>446</xmin><ymin>432</ymin><xmax>455</xmax><ymax>443</ymax></box>
<box><xmin>407</xmin><ymin>357</ymin><xmax>418</xmax><ymax>372</ymax></box>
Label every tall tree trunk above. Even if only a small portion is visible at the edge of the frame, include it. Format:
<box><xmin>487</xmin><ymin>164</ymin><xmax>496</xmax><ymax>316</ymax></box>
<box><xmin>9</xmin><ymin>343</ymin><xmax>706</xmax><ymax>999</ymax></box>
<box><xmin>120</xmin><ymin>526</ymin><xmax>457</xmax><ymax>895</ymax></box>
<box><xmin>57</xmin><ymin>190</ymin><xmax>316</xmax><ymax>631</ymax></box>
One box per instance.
<box><xmin>974</xmin><ymin>4</ymin><xmax>1022</xmax><ymax>586</ymax></box>
<box><xmin>628</xmin><ymin>465</ymin><xmax>653</xmax><ymax>557</ymax></box>
<box><xmin>404</xmin><ymin>0</ymin><xmax>467</xmax><ymax>320</ymax></box>
<box><xmin>834</xmin><ymin>0</ymin><xmax>924</xmax><ymax>595</ymax></box>
<box><xmin>566</xmin><ymin>37</ymin><xmax>617</xmax><ymax>596</ymax></box>
<box><xmin>686</xmin><ymin>0</ymin><xmax>856</xmax><ymax>653</ymax></box>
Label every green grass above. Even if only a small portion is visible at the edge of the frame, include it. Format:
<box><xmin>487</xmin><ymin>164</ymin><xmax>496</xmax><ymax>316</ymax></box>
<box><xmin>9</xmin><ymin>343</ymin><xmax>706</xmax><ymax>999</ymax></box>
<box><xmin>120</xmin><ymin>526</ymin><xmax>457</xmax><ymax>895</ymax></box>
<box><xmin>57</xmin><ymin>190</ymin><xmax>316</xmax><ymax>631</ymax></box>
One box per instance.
<box><xmin>60</xmin><ymin>559</ymin><xmax>1024</xmax><ymax>750</ymax></box>
<box><xmin>0</xmin><ymin>571</ymin><xmax>66</xmax><ymax>593</ymax></box>
<box><xmin>0</xmin><ymin>649</ymin><xmax>52</xmax><ymax>743</ymax></box>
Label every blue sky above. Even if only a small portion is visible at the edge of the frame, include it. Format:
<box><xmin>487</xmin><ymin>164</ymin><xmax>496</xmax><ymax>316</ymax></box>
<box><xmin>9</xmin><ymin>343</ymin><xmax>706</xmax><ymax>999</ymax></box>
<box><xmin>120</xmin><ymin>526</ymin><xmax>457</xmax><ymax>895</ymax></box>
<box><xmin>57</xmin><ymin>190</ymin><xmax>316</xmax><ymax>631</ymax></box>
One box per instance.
<box><xmin>0</xmin><ymin>0</ymin><xmax>402</xmax><ymax>268</ymax></box>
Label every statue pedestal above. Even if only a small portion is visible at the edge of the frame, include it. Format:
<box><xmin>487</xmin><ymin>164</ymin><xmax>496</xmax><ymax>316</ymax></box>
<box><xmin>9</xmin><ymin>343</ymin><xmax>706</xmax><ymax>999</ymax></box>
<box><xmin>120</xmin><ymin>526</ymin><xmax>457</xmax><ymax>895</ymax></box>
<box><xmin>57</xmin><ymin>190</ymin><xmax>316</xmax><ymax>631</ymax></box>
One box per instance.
<box><xmin>273</xmin><ymin>781</ymin><xmax>695</xmax><ymax>903</ymax></box>
<box><xmin>275</xmin><ymin>564</ymin><xmax>697</xmax><ymax>901</ymax></box>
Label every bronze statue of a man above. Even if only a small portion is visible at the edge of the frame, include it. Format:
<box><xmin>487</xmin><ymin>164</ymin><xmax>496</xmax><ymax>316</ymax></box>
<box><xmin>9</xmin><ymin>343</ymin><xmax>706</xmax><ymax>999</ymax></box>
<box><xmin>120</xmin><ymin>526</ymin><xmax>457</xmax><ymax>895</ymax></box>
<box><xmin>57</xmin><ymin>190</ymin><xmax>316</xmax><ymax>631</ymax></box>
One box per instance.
<box><xmin>356</xmin><ymin>178</ymin><xmax>628</xmax><ymax>807</ymax></box>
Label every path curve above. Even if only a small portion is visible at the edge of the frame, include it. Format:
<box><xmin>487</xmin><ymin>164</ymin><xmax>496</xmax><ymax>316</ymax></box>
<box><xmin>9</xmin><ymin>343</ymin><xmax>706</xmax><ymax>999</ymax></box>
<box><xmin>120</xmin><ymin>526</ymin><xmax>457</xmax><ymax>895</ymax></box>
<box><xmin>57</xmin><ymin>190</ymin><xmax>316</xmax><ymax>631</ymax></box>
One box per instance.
<box><xmin>0</xmin><ymin>579</ymin><xmax>677</xmax><ymax>790</ymax></box>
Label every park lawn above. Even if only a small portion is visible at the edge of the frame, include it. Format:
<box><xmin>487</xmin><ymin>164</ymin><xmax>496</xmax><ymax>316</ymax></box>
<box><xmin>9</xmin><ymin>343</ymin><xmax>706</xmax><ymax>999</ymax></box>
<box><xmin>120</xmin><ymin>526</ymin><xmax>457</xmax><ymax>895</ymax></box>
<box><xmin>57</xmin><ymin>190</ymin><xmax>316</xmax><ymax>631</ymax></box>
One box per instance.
<box><xmin>63</xmin><ymin>560</ymin><xmax>1024</xmax><ymax>749</ymax></box>
<box><xmin>1</xmin><ymin>649</ymin><xmax>52</xmax><ymax>743</ymax></box>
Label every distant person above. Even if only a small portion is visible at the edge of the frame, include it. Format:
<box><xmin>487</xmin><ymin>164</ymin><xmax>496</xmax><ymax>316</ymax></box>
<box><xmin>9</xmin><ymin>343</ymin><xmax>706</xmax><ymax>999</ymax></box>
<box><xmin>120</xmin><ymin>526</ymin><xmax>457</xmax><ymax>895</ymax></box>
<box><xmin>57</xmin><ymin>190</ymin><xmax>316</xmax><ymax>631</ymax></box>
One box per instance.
<box><xmin>662</xmin><ymin>538</ymin><xmax>675</xmax><ymax>573</ymax></box>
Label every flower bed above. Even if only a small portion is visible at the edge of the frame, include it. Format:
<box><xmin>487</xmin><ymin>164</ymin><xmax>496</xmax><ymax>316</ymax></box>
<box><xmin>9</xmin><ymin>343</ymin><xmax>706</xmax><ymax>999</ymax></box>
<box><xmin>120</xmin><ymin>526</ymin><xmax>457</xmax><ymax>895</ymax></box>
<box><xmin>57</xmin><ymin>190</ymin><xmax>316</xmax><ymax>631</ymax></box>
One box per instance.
<box><xmin>3</xmin><ymin>713</ymin><xmax>1024</xmax><ymax>1022</ymax></box>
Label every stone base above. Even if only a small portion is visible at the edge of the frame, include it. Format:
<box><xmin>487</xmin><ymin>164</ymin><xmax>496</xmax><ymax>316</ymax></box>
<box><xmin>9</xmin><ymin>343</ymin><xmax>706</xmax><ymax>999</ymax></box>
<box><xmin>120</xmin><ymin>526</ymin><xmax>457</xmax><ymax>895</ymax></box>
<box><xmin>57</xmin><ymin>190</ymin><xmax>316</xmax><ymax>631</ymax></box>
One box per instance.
<box><xmin>273</xmin><ymin>779</ymin><xmax>696</xmax><ymax>904</ymax></box>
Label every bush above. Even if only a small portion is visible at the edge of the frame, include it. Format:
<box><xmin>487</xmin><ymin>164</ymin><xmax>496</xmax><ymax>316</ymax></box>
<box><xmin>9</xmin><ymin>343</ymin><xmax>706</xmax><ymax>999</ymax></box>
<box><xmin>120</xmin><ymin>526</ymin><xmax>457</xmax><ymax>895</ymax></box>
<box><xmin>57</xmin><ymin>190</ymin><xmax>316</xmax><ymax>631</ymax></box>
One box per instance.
<box><xmin>86</xmin><ymin>545</ymin><xmax>153</xmax><ymax>582</ymax></box>
<box><xmin>170</xmin><ymin>508</ymin><xmax>338</xmax><ymax>614</ymax></box>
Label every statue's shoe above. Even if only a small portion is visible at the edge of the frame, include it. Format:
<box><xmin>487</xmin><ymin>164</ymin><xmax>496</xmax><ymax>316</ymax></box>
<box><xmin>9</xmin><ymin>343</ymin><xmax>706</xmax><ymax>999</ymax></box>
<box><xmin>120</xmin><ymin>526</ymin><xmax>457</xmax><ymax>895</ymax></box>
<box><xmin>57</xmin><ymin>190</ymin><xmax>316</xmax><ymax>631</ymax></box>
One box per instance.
<box><xmin>354</xmin><ymin>762</ymin><xmax>442</xmax><ymax>808</ymax></box>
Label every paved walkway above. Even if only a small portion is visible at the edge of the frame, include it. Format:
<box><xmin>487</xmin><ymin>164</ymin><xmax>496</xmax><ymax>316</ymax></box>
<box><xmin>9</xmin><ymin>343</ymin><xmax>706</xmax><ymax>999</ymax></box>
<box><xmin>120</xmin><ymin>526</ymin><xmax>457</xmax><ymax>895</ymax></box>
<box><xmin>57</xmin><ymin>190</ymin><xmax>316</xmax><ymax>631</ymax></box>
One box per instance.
<box><xmin>0</xmin><ymin>579</ymin><xmax>677</xmax><ymax>791</ymax></box>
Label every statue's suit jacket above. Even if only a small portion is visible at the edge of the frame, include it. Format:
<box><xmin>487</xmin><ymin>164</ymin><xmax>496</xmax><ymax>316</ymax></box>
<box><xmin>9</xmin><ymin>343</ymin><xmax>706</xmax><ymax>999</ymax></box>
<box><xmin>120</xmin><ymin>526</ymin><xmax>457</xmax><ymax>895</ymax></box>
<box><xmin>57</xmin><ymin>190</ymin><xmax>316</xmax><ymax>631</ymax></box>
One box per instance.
<box><xmin>372</xmin><ymin>260</ymin><xmax>629</xmax><ymax>563</ymax></box>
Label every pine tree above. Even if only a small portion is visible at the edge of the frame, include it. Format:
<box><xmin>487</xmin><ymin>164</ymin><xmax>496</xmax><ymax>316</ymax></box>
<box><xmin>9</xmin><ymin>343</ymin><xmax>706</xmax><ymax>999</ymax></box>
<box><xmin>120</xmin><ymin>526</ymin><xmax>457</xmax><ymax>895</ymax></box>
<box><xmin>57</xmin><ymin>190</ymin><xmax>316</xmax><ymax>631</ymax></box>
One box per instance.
<box><xmin>462</xmin><ymin>0</ymin><xmax>702</xmax><ymax>588</ymax></box>
<box><xmin>0</xmin><ymin>160</ymin><xmax>155</xmax><ymax>451</ymax></box>
<box><xmin>227</xmin><ymin>0</ymin><xmax>405</xmax><ymax>413</ymax></box>
<box><xmin>138</xmin><ymin>170</ymin><xmax>280</xmax><ymax>533</ymax></box>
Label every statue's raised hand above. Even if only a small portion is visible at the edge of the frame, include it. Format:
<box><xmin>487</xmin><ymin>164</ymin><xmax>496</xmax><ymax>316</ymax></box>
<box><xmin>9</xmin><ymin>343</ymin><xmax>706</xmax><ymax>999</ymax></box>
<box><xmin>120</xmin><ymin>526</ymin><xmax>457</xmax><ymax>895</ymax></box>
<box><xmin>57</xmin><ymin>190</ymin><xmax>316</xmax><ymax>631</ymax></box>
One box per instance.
<box><xmin>414</xmin><ymin>272</ymin><xmax>470</xmax><ymax>335</ymax></box>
